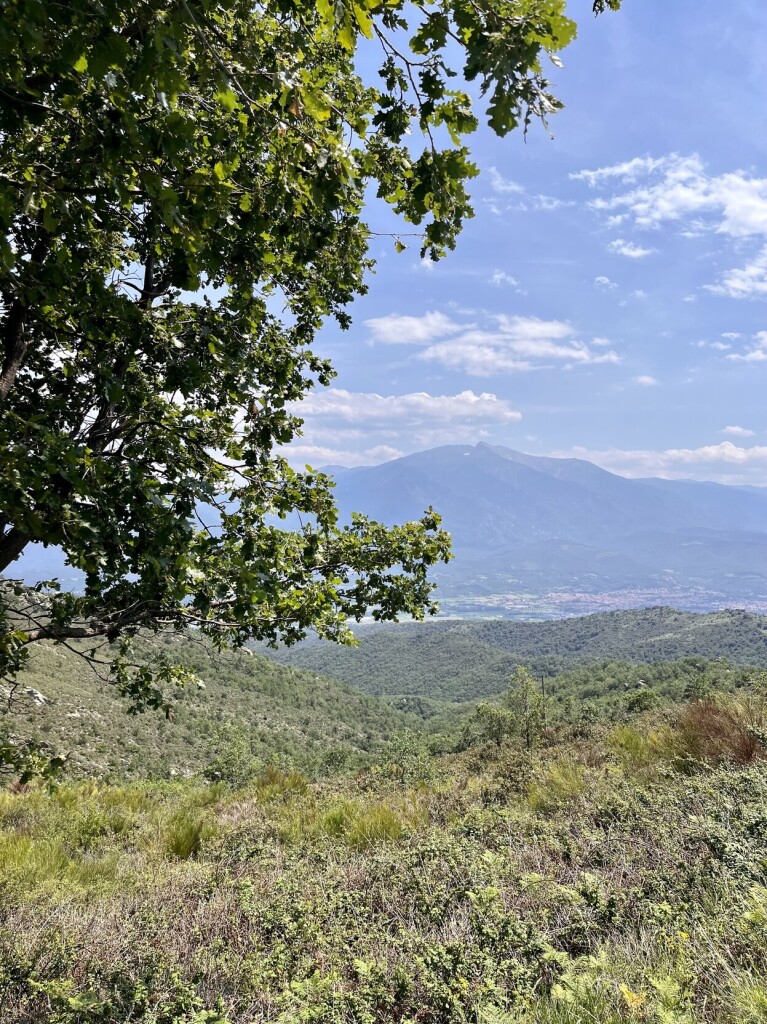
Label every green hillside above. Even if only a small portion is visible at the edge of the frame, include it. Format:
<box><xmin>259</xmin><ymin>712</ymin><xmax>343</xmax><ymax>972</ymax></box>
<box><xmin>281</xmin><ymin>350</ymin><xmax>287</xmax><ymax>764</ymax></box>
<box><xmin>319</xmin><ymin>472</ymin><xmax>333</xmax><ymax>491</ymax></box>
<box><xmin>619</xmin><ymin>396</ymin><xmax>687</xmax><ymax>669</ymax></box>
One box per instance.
<box><xmin>3</xmin><ymin>633</ymin><xmax>414</xmax><ymax>780</ymax></box>
<box><xmin>265</xmin><ymin>607</ymin><xmax>767</xmax><ymax>704</ymax></box>
<box><xmin>3</xmin><ymin>687</ymin><xmax>767</xmax><ymax>1023</ymax></box>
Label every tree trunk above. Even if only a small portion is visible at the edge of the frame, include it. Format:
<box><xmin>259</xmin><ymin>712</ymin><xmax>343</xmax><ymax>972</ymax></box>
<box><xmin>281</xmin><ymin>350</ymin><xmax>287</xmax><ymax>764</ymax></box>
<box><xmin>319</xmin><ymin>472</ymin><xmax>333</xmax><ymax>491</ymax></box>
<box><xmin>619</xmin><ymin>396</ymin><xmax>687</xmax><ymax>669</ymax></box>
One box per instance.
<box><xmin>0</xmin><ymin>528</ymin><xmax>31</xmax><ymax>573</ymax></box>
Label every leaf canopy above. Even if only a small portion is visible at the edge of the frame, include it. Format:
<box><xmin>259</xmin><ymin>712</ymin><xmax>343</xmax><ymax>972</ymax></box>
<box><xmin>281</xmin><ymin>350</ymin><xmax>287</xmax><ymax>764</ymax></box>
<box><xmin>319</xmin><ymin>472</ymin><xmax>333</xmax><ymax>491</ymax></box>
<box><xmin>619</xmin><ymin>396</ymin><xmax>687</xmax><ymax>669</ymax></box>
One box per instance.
<box><xmin>0</xmin><ymin>0</ymin><xmax>618</xmax><ymax>708</ymax></box>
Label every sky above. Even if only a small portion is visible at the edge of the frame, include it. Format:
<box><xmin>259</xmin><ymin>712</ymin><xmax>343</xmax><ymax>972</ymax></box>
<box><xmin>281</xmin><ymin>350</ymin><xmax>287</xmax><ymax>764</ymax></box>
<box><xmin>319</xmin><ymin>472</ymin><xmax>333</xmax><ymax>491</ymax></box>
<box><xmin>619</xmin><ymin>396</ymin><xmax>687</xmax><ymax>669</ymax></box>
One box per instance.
<box><xmin>287</xmin><ymin>0</ymin><xmax>767</xmax><ymax>486</ymax></box>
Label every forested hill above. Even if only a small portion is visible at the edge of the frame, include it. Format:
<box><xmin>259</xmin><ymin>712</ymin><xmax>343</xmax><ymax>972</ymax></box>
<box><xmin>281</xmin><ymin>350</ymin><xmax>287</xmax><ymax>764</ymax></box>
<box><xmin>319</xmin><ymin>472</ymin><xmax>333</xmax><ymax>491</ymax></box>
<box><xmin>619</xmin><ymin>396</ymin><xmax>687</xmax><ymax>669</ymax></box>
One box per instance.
<box><xmin>5</xmin><ymin>633</ymin><xmax>414</xmax><ymax>779</ymax></box>
<box><xmin>264</xmin><ymin>607</ymin><xmax>767</xmax><ymax>703</ymax></box>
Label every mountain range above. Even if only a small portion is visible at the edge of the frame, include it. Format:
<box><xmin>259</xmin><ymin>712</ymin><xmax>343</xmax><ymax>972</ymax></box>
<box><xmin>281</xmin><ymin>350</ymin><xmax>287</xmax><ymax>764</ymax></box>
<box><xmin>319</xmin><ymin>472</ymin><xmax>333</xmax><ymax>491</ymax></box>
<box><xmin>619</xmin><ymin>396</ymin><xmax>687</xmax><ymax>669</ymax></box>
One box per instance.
<box><xmin>328</xmin><ymin>443</ymin><xmax>767</xmax><ymax>616</ymax></box>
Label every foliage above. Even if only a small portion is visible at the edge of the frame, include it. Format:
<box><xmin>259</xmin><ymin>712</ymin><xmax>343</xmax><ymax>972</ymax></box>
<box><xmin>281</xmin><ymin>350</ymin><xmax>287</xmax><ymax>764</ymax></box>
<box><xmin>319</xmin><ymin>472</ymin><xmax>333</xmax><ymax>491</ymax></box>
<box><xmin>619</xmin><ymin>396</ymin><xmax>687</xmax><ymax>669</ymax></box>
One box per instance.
<box><xmin>267</xmin><ymin>608</ymin><xmax>767</xmax><ymax>705</ymax></box>
<box><xmin>468</xmin><ymin>701</ymin><xmax>519</xmax><ymax>748</ymax></box>
<box><xmin>505</xmin><ymin>666</ymin><xmax>548</xmax><ymax>751</ymax></box>
<box><xmin>1</xmin><ymin>688</ymin><xmax>767</xmax><ymax>1022</ymax></box>
<box><xmin>0</xmin><ymin>0</ymin><xmax>626</xmax><ymax>710</ymax></box>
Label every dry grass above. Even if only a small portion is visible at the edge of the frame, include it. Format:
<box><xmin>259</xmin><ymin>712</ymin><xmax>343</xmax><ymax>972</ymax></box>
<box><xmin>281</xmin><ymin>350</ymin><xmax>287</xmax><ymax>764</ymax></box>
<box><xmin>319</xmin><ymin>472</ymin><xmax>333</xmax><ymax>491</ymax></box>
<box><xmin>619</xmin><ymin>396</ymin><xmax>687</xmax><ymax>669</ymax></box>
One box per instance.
<box><xmin>676</xmin><ymin>698</ymin><xmax>764</xmax><ymax>766</ymax></box>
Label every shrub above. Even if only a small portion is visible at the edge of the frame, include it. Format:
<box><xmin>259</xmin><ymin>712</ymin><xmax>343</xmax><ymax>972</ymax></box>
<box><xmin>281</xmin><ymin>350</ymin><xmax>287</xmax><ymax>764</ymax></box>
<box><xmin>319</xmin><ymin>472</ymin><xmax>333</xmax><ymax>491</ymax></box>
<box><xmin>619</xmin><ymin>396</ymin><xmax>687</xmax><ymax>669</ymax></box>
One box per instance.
<box><xmin>624</xmin><ymin>688</ymin><xmax>659</xmax><ymax>713</ymax></box>
<box><xmin>675</xmin><ymin>699</ymin><xmax>764</xmax><ymax>767</ymax></box>
<box><xmin>202</xmin><ymin>733</ymin><xmax>262</xmax><ymax>787</ymax></box>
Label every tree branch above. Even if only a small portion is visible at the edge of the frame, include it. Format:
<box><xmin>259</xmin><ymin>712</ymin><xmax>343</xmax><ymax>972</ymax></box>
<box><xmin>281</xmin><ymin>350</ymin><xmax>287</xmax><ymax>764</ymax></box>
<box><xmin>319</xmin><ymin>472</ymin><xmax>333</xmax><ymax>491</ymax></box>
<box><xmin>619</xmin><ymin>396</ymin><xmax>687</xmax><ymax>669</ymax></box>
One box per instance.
<box><xmin>0</xmin><ymin>236</ymin><xmax>49</xmax><ymax>402</ymax></box>
<box><xmin>0</xmin><ymin>528</ymin><xmax>32</xmax><ymax>573</ymax></box>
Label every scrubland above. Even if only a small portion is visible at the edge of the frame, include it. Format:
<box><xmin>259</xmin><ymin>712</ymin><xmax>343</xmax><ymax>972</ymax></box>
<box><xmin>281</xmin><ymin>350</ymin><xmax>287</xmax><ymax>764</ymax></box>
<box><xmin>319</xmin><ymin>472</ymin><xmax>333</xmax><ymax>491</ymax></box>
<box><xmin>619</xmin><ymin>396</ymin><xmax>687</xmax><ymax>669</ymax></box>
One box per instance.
<box><xmin>2</xmin><ymin>687</ymin><xmax>767</xmax><ymax>1023</ymax></box>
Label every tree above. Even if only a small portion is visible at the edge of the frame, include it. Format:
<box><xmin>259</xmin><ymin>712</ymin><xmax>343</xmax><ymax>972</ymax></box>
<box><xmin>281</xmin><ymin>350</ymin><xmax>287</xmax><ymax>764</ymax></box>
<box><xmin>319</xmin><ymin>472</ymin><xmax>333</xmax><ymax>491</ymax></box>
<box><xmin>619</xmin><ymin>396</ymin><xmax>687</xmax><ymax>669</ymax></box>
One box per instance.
<box><xmin>467</xmin><ymin>701</ymin><xmax>518</xmax><ymax>749</ymax></box>
<box><xmin>505</xmin><ymin>666</ymin><xmax>547</xmax><ymax>751</ymax></box>
<box><xmin>0</xmin><ymin>0</ymin><xmax>619</xmax><ymax>713</ymax></box>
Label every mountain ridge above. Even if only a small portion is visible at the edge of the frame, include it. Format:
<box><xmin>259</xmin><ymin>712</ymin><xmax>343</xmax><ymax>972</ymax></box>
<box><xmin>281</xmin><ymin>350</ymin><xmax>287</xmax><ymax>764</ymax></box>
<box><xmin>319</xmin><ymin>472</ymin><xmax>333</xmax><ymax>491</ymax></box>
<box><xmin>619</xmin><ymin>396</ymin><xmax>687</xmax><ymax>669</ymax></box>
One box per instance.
<box><xmin>265</xmin><ymin>605</ymin><xmax>767</xmax><ymax>704</ymax></box>
<box><xmin>327</xmin><ymin>443</ymin><xmax>767</xmax><ymax>614</ymax></box>
<box><xmin>11</xmin><ymin>442</ymin><xmax>767</xmax><ymax>616</ymax></box>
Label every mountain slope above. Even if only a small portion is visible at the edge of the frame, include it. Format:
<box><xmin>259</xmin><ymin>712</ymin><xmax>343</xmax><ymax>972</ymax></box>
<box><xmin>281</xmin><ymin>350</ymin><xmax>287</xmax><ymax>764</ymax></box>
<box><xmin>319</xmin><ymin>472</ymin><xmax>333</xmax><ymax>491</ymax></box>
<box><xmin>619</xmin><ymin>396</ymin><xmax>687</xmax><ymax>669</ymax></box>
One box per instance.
<box><xmin>4</xmin><ymin>633</ymin><xmax>414</xmax><ymax>778</ymax></box>
<box><xmin>265</xmin><ymin>607</ymin><xmax>767</xmax><ymax>703</ymax></box>
<box><xmin>12</xmin><ymin>443</ymin><xmax>767</xmax><ymax>615</ymax></box>
<box><xmin>329</xmin><ymin>444</ymin><xmax>767</xmax><ymax>613</ymax></box>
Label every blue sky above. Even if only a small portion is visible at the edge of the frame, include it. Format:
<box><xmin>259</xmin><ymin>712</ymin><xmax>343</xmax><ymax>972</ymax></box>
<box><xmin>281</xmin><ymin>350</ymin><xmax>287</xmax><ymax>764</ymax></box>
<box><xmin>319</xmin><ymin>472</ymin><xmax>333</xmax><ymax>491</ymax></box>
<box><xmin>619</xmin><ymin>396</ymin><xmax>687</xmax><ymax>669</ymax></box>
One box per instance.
<box><xmin>288</xmin><ymin>0</ymin><xmax>767</xmax><ymax>485</ymax></box>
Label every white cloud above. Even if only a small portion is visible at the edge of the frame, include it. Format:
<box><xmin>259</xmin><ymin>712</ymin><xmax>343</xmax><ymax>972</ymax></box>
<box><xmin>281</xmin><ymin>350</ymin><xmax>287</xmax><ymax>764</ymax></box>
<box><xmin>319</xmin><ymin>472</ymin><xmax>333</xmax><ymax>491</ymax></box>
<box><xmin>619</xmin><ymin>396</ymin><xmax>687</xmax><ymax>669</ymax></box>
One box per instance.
<box><xmin>707</xmin><ymin>246</ymin><xmax>767</xmax><ymax>299</ymax></box>
<box><xmin>486</xmin><ymin>167</ymin><xmax>571</xmax><ymax>215</ymax></box>
<box><xmin>634</xmin><ymin>375</ymin><xmax>659</xmax><ymax>386</ymax></box>
<box><xmin>721</xmin><ymin>425</ymin><xmax>755</xmax><ymax>437</ymax></box>
<box><xmin>287</xmin><ymin>444</ymin><xmax>404</xmax><ymax>469</ymax></box>
<box><xmin>488</xmin><ymin>167</ymin><xmax>525</xmax><ymax>195</ymax></box>
<box><xmin>419</xmin><ymin>315</ymin><xmax>620</xmax><ymax>376</ymax></box>
<box><xmin>289</xmin><ymin>388</ymin><xmax>524</xmax><ymax>462</ymax></box>
<box><xmin>550</xmin><ymin>441</ymin><xmax>767</xmax><ymax>485</ymax></box>
<box><xmin>630</xmin><ymin>289</ymin><xmax>648</xmax><ymax>299</ymax></box>
<box><xmin>294</xmin><ymin>388</ymin><xmax>521</xmax><ymax>427</ymax></box>
<box><xmin>574</xmin><ymin>154</ymin><xmax>767</xmax><ymax>299</ymax></box>
<box><xmin>362</xmin><ymin>309</ymin><xmax>621</xmax><ymax>377</ymax></box>
<box><xmin>574</xmin><ymin>153</ymin><xmax>767</xmax><ymax>237</ymax></box>
<box><xmin>692</xmin><ymin>339</ymin><xmax>732</xmax><ymax>351</ymax></box>
<box><xmin>608</xmin><ymin>238</ymin><xmax>656</xmax><ymax>259</ymax></box>
<box><xmin>726</xmin><ymin>331</ymin><xmax>767</xmax><ymax>362</ymax></box>
<box><xmin>532</xmin><ymin>194</ymin><xmax>568</xmax><ymax>212</ymax></box>
<box><xmin>489</xmin><ymin>270</ymin><xmax>520</xmax><ymax>288</ymax></box>
<box><xmin>365</xmin><ymin>311</ymin><xmax>462</xmax><ymax>345</ymax></box>
<box><xmin>571</xmin><ymin>155</ymin><xmax>671</xmax><ymax>187</ymax></box>
<box><xmin>594</xmin><ymin>275</ymin><xmax>618</xmax><ymax>290</ymax></box>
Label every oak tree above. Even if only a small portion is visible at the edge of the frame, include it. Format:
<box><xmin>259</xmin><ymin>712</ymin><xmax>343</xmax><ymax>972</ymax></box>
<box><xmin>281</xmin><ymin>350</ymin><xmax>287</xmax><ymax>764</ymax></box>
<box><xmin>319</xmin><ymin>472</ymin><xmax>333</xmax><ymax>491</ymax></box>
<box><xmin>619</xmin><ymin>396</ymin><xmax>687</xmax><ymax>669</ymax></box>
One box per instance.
<box><xmin>0</xmin><ymin>0</ymin><xmax>617</xmax><ymax>714</ymax></box>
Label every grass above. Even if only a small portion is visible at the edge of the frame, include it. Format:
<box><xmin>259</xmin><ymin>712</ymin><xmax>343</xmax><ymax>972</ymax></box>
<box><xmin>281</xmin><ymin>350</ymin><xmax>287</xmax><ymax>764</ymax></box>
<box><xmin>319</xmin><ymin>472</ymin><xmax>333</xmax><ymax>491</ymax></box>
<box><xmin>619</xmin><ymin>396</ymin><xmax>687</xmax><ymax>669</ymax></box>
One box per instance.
<box><xmin>2</xmin><ymin>689</ymin><xmax>767</xmax><ymax>1022</ymax></box>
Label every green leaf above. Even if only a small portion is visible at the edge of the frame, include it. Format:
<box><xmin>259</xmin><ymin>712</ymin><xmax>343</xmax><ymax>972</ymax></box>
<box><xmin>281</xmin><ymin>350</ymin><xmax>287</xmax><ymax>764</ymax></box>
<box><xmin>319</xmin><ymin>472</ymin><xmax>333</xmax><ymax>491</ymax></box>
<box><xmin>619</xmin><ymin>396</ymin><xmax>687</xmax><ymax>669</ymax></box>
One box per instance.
<box><xmin>214</xmin><ymin>87</ymin><xmax>238</xmax><ymax>112</ymax></box>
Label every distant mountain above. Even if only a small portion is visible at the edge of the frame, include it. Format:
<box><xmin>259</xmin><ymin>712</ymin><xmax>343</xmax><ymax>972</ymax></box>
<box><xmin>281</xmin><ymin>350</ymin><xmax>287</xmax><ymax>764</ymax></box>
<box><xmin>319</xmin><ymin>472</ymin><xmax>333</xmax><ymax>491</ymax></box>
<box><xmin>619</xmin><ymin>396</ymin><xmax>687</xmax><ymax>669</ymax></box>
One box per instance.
<box><xmin>328</xmin><ymin>443</ymin><xmax>767</xmax><ymax>615</ymax></box>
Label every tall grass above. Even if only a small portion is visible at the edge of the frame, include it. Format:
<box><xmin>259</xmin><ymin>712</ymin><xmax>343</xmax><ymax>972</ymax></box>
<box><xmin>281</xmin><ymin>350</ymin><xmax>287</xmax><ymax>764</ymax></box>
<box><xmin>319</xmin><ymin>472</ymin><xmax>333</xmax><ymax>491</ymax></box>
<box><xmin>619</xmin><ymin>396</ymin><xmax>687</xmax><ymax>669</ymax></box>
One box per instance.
<box><xmin>527</xmin><ymin>759</ymin><xmax>588</xmax><ymax>812</ymax></box>
<box><xmin>675</xmin><ymin>698</ymin><xmax>764</xmax><ymax>766</ymax></box>
<box><xmin>0</xmin><ymin>831</ymin><xmax>121</xmax><ymax>894</ymax></box>
<box><xmin>162</xmin><ymin>807</ymin><xmax>217</xmax><ymax>860</ymax></box>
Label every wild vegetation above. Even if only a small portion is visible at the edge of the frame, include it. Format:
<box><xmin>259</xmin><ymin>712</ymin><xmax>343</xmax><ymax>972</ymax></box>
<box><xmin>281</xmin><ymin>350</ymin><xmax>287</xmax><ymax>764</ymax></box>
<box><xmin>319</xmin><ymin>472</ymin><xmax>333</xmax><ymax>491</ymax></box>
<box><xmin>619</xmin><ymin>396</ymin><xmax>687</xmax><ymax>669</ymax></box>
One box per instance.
<box><xmin>266</xmin><ymin>607</ymin><xmax>767</xmax><ymax>704</ymax></box>
<box><xmin>2</xmin><ymin>676</ymin><xmax>767</xmax><ymax>1023</ymax></box>
<box><xmin>0</xmin><ymin>632</ymin><xmax>414</xmax><ymax>781</ymax></box>
<box><xmin>5</xmin><ymin>612</ymin><xmax>765</xmax><ymax>780</ymax></box>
